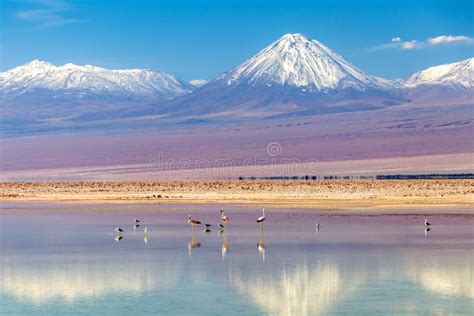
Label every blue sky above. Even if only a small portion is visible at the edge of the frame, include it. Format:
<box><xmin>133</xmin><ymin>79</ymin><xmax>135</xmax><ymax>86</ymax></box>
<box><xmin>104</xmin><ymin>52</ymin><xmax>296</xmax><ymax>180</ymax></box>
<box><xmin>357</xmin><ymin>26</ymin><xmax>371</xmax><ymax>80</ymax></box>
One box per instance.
<box><xmin>1</xmin><ymin>0</ymin><xmax>473</xmax><ymax>81</ymax></box>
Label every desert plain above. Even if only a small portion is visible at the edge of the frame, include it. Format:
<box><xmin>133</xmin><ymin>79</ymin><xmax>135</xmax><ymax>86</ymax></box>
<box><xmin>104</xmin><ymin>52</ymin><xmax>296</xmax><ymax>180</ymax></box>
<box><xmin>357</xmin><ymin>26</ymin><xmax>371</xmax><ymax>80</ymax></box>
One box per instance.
<box><xmin>1</xmin><ymin>180</ymin><xmax>472</xmax><ymax>212</ymax></box>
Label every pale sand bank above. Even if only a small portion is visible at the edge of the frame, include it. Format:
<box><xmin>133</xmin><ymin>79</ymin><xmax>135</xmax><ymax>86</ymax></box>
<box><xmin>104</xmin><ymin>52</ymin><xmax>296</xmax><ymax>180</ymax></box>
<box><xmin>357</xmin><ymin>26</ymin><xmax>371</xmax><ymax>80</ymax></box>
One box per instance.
<box><xmin>1</xmin><ymin>180</ymin><xmax>472</xmax><ymax>210</ymax></box>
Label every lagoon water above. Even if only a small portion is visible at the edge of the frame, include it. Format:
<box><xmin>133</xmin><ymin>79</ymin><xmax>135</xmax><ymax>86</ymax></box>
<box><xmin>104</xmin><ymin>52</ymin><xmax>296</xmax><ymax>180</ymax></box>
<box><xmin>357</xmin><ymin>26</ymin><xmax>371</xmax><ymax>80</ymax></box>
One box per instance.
<box><xmin>0</xmin><ymin>205</ymin><xmax>473</xmax><ymax>315</ymax></box>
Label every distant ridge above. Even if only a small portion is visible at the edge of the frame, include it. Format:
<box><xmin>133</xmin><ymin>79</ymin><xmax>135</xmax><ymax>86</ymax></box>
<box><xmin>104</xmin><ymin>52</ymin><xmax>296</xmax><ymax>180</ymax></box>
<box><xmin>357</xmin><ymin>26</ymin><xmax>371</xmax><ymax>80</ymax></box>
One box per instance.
<box><xmin>0</xmin><ymin>60</ymin><xmax>194</xmax><ymax>101</ymax></box>
<box><xmin>405</xmin><ymin>57</ymin><xmax>473</xmax><ymax>88</ymax></box>
<box><xmin>403</xmin><ymin>57</ymin><xmax>473</xmax><ymax>103</ymax></box>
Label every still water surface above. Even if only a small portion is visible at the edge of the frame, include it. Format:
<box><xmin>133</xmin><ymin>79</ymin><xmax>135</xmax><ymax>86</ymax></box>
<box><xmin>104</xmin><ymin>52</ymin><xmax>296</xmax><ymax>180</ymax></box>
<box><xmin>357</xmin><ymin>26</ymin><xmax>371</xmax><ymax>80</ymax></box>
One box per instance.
<box><xmin>0</xmin><ymin>205</ymin><xmax>473</xmax><ymax>315</ymax></box>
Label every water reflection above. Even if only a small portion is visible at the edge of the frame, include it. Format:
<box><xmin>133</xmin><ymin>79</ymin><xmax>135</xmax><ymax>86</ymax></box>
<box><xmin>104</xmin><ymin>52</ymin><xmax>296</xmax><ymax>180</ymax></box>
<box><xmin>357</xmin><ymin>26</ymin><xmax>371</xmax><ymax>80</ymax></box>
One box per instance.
<box><xmin>257</xmin><ymin>228</ymin><xmax>266</xmax><ymax>262</ymax></box>
<box><xmin>1</xmin><ymin>210</ymin><xmax>472</xmax><ymax>315</ymax></box>
<box><xmin>114</xmin><ymin>227</ymin><xmax>124</xmax><ymax>241</ymax></box>
<box><xmin>188</xmin><ymin>230</ymin><xmax>201</xmax><ymax>256</ymax></box>
<box><xmin>406</xmin><ymin>253</ymin><xmax>474</xmax><ymax>299</ymax></box>
<box><xmin>0</xmin><ymin>255</ymin><xmax>181</xmax><ymax>303</ymax></box>
<box><xmin>230</xmin><ymin>261</ymin><xmax>362</xmax><ymax>315</ymax></box>
<box><xmin>221</xmin><ymin>230</ymin><xmax>230</xmax><ymax>260</ymax></box>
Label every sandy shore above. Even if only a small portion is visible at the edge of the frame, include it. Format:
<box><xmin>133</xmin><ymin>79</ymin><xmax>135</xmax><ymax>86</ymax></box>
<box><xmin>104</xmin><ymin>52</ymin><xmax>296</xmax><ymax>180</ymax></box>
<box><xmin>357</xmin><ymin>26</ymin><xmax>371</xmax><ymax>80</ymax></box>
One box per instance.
<box><xmin>1</xmin><ymin>180</ymin><xmax>472</xmax><ymax>210</ymax></box>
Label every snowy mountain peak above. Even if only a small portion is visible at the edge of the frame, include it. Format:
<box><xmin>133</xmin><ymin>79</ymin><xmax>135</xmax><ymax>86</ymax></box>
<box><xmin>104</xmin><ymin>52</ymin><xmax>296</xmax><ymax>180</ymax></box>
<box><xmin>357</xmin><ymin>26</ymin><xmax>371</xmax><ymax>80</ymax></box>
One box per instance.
<box><xmin>0</xmin><ymin>60</ymin><xmax>194</xmax><ymax>100</ymax></box>
<box><xmin>279</xmin><ymin>33</ymin><xmax>310</xmax><ymax>42</ymax></box>
<box><xmin>20</xmin><ymin>59</ymin><xmax>55</xmax><ymax>72</ymax></box>
<box><xmin>405</xmin><ymin>57</ymin><xmax>473</xmax><ymax>88</ymax></box>
<box><xmin>219</xmin><ymin>33</ymin><xmax>393</xmax><ymax>92</ymax></box>
<box><xmin>26</xmin><ymin>59</ymin><xmax>53</xmax><ymax>67</ymax></box>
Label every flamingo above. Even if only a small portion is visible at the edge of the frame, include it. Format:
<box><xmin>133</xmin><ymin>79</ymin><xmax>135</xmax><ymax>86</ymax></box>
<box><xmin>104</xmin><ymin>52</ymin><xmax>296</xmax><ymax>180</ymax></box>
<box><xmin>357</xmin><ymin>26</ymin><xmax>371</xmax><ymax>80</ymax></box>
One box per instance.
<box><xmin>133</xmin><ymin>217</ymin><xmax>140</xmax><ymax>224</ymax></box>
<box><xmin>114</xmin><ymin>227</ymin><xmax>123</xmax><ymax>233</ymax></box>
<box><xmin>188</xmin><ymin>215</ymin><xmax>201</xmax><ymax>229</ymax></box>
<box><xmin>257</xmin><ymin>209</ymin><xmax>266</xmax><ymax>226</ymax></box>
<box><xmin>220</xmin><ymin>209</ymin><xmax>230</xmax><ymax>225</ymax></box>
<box><xmin>424</xmin><ymin>219</ymin><xmax>431</xmax><ymax>226</ymax></box>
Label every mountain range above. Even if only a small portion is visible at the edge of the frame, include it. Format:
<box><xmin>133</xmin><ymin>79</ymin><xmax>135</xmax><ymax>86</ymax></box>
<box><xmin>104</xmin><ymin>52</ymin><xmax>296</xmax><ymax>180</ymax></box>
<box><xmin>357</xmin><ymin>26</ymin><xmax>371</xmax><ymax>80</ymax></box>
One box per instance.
<box><xmin>0</xmin><ymin>60</ymin><xmax>194</xmax><ymax>100</ymax></box>
<box><xmin>1</xmin><ymin>33</ymin><xmax>472</xmax><ymax>133</ymax></box>
<box><xmin>0</xmin><ymin>60</ymin><xmax>194</xmax><ymax>127</ymax></box>
<box><xmin>405</xmin><ymin>57</ymin><xmax>473</xmax><ymax>88</ymax></box>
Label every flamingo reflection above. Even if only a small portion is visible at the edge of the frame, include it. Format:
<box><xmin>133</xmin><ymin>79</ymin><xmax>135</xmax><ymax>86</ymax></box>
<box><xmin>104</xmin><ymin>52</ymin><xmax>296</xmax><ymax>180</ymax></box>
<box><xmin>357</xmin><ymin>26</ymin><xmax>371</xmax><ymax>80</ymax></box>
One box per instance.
<box><xmin>203</xmin><ymin>224</ymin><xmax>212</xmax><ymax>233</ymax></box>
<box><xmin>218</xmin><ymin>223</ymin><xmax>225</xmax><ymax>235</ymax></box>
<box><xmin>144</xmin><ymin>227</ymin><xmax>148</xmax><ymax>244</ymax></box>
<box><xmin>221</xmin><ymin>229</ymin><xmax>230</xmax><ymax>260</ymax></box>
<box><xmin>257</xmin><ymin>226</ymin><xmax>266</xmax><ymax>262</ymax></box>
<box><xmin>114</xmin><ymin>227</ymin><xmax>124</xmax><ymax>242</ymax></box>
<box><xmin>188</xmin><ymin>229</ymin><xmax>201</xmax><ymax>256</ymax></box>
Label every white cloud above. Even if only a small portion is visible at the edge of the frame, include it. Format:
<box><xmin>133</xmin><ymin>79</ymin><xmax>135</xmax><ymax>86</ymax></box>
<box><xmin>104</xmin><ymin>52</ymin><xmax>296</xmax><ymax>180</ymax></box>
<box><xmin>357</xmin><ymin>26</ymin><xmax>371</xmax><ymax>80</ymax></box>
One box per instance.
<box><xmin>401</xmin><ymin>40</ymin><xmax>417</xmax><ymax>50</ymax></box>
<box><xmin>428</xmin><ymin>35</ymin><xmax>473</xmax><ymax>45</ymax></box>
<box><xmin>15</xmin><ymin>0</ymin><xmax>78</xmax><ymax>29</ymax></box>
<box><xmin>189</xmin><ymin>79</ymin><xmax>208</xmax><ymax>87</ymax></box>
<box><xmin>373</xmin><ymin>34</ymin><xmax>473</xmax><ymax>51</ymax></box>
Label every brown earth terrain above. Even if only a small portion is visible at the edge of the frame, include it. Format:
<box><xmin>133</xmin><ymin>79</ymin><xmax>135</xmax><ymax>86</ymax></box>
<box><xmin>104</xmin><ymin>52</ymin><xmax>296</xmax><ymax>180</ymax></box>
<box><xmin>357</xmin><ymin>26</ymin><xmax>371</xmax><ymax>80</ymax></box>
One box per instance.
<box><xmin>1</xmin><ymin>102</ymin><xmax>473</xmax><ymax>181</ymax></box>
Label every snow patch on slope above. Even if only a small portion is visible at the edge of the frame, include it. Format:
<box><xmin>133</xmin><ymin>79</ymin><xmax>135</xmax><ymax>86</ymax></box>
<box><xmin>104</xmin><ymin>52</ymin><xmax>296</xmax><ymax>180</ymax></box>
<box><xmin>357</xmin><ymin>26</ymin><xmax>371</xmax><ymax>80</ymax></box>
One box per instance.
<box><xmin>405</xmin><ymin>57</ymin><xmax>473</xmax><ymax>88</ymax></box>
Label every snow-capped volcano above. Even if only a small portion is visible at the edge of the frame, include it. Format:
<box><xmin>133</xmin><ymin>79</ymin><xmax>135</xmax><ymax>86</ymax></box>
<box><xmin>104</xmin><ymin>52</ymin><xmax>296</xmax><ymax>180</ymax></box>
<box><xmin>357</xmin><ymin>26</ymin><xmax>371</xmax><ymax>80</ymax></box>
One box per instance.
<box><xmin>404</xmin><ymin>57</ymin><xmax>473</xmax><ymax>88</ymax></box>
<box><xmin>0</xmin><ymin>60</ymin><xmax>194</xmax><ymax>100</ymax></box>
<box><xmin>221</xmin><ymin>33</ymin><xmax>393</xmax><ymax>92</ymax></box>
<box><xmin>153</xmin><ymin>33</ymin><xmax>402</xmax><ymax>118</ymax></box>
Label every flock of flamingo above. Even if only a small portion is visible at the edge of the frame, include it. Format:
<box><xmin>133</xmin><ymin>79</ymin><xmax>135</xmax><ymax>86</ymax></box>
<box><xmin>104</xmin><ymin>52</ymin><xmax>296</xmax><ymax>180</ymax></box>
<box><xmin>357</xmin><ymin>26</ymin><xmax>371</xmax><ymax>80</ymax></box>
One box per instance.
<box><xmin>113</xmin><ymin>209</ymin><xmax>268</xmax><ymax>259</ymax></box>
<box><xmin>114</xmin><ymin>209</ymin><xmax>266</xmax><ymax>236</ymax></box>
<box><xmin>113</xmin><ymin>211</ymin><xmax>433</xmax><ymax>255</ymax></box>
<box><xmin>187</xmin><ymin>209</ymin><xmax>265</xmax><ymax>230</ymax></box>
